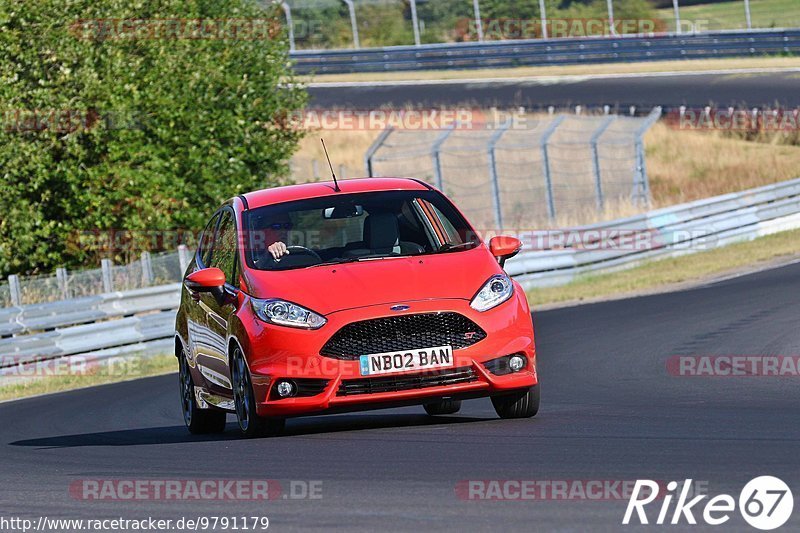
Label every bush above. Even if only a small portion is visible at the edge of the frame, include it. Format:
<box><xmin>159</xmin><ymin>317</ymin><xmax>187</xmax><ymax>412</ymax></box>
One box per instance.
<box><xmin>0</xmin><ymin>0</ymin><xmax>307</xmax><ymax>276</ymax></box>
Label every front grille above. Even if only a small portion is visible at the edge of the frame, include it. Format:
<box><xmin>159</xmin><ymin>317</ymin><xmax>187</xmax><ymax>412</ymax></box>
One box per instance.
<box><xmin>320</xmin><ymin>312</ymin><xmax>486</xmax><ymax>360</ymax></box>
<box><xmin>337</xmin><ymin>366</ymin><xmax>477</xmax><ymax>396</ymax></box>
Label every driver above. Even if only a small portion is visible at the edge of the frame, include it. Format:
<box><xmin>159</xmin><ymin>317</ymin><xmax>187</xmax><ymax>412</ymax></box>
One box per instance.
<box><xmin>264</xmin><ymin>216</ymin><xmax>292</xmax><ymax>261</ymax></box>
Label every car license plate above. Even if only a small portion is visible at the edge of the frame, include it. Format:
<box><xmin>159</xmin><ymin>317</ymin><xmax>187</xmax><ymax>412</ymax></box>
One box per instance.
<box><xmin>359</xmin><ymin>345</ymin><xmax>454</xmax><ymax>376</ymax></box>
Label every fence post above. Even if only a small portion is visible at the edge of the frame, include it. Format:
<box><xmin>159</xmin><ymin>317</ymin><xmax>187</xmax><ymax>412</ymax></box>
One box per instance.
<box><xmin>606</xmin><ymin>0</ymin><xmax>616</xmax><ymax>36</ymax></box>
<box><xmin>539</xmin><ymin>0</ymin><xmax>548</xmax><ymax>39</ymax></box>
<box><xmin>178</xmin><ymin>244</ymin><xmax>191</xmax><ymax>274</ymax></box>
<box><xmin>278</xmin><ymin>1</ymin><xmax>295</xmax><ymax>52</ymax></box>
<box><xmin>431</xmin><ymin>124</ymin><xmax>457</xmax><ymax>191</ymax></box>
<box><xmin>487</xmin><ymin>123</ymin><xmax>510</xmax><ymax>229</ymax></box>
<box><xmin>744</xmin><ymin>0</ymin><xmax>752</xmax><ymax>30</ymax></box>
<box><xmin>540</xmin><ymin>115</ymin><xmax>565</xmax><ymax>222</ymax></box>
<box><xmin>8</xmin><ymin>275</ymin><xmax>21</xmax><ymax>306</ymax></box>
<box><xmin>141</xmin><ymin>251</ymin><xmax>154</xmax><ymax>286</ymax></box>
<box><xmin>343</xmin><ymin>0</ymin><xmax>360</xmax><ymax>49</ymax></box>
<box><xmin>590</xmin><ymin>116</ymin><xmax>616</xmax><ymax>212</ymax></box>
<box><xmin>364</xmin><ymin>126</ymin><xmax>394</xmax><ymax>177</ymax></box>
<box><xmin>56</xmin><ymin>267</ymin><xmax>69</xmax><ymax>300</ymax></box>
<box><xmin>632</xmin><ymin>107</ymin><xmax>662</xmax><ymax>206</ymax></box>
<box><xmin>672</xmin><ymin>0</ymin><xmax>681</xmax><ymax>34</ymax></box>
<box><xmin>101</xmin><ymin>259</ymin><xmax>114</xmax><ymax>293</ymax></box>
<box><xmin>409</xmin><ymin>0</ymin><xmax>421</xmax><ymax>46</ymax></box>
<box><xmin>472</xmin><ymin>0</ymin><xmax>484</xmax><ymax>42</ymax></box>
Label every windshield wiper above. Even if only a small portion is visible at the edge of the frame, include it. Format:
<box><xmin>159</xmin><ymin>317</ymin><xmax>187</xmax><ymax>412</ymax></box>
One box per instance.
<box><xmin>305</xmin><ymin>257</ymin><xmax>362</xmax><ymax>269</ymax></box>
<box><xmin>437</xmin><ymin>242</ymin><xmax>478</xmax><ymax>253</ymax></box>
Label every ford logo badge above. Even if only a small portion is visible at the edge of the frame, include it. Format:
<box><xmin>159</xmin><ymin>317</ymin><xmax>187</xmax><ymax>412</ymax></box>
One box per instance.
<box><xmin>390</xmin><ymin>305</ymin><xmax>410</xmax><ymax>312</ymax></box>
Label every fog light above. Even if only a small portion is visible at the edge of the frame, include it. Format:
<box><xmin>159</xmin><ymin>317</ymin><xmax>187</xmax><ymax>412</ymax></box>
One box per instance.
<box><xmin>276</xmin><ymin>380</ymin><xmax>295</xmax><ymax>398</ymax></box>
<box><xmin>508</xmin><ymin>355</ymin><xmax>526</xmax><ymax>372</ymax></box>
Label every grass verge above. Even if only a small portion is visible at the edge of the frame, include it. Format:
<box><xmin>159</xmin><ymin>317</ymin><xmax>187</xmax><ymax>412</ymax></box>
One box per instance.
<box><xmin>526</xmin><ymin>228</ymin><xmax>800</xmax><ymax>308</ymax></box>
<box><xmin>303</xmin><ymin>56</ymin><xmax>799</xmax><ymax>83</ymax></box>
<box><xmin>0</xmin><ymin>353</ymin><xmax>176</xmax><ymax>402</ymax></box>
<box><xmin>657</xmin><ymin>0</ymin><xmax>800</xmax><ymax>31</ymax></box>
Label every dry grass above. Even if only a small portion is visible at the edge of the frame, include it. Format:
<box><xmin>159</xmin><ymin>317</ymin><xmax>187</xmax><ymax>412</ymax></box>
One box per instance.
<box><xmin>0</xmin><ymin>354</ymin><xmax>176</xmax><ymax>403</ymax></box>
<box><xmin>303</xmin><ymin>57</ymin><xmax>800</xmax><ymax>84</ymax></box>
<box><xmin>645</xmin><ymin>123</ymin><xmax>800</xmax><ymax>206</ymax></box>
<box><xmin>292</xmin><ymin>131</ymin><xmax>380</xmax><ymax>181</ymax></box>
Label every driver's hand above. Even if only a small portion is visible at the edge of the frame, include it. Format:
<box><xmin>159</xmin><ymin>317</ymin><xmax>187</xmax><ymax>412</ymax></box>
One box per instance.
<box><xmin>268</xmin><ymin>241</ymin><xmax>290</xmax><ymax>260</ymax></box>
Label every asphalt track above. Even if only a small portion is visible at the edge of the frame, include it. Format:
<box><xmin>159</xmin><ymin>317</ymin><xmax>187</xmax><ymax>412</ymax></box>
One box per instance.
<box><xmin>308</xmin><ymin>71</ymin><xmax>800</xmax><ymax>110</ymax></box>
<box><xmin>3</xmin><ymin>261</ymin><xmax>800</xmax><ymax>531</ymax></box>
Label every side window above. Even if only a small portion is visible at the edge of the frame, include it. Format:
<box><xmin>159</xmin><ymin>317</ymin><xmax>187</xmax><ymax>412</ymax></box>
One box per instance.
<box><xmin>198</xmin><ymin>213</ymin><xmax>220</xmax><ymax>267</ymax></box>
<box><xmin>208</xmin><ymin>210</ymin><xmax>237</xmax><ymax>284</ymax></box>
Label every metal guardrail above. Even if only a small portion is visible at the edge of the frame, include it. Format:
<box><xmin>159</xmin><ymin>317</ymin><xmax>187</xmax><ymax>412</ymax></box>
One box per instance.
<box><xmin>291</xmin><ymin>29</ymin><xmax>800</xmax><ymax>74</ymax></box>
<box><xmin>0</xmin><ymin>311</ymin><xmax>176</xmax><ymax>369</ymax></box>
<box><xmin>0</xmin><ymin>284</ymin><xmax>181</xmax><ymax>338</ymax></box>
<box><xmin>506</xmin><ymin>177</ymin><xmax>800</xmax><ymax>288</ymax></box>
<box><xmin>0</xmin><ymin>284</ymin><xmax>181</xmax><ymax>373</ymax></box>
<box><xmin>2</xmin><ymin>177</ymin><xmax>800</xmax><ymax>373</ymax></box>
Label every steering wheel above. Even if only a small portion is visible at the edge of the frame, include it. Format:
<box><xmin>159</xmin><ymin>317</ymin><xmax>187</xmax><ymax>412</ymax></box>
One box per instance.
<box><xmin>285</xmin><ymin>246</ymin><xmax>322</xmax><ymax>261</ymax></box>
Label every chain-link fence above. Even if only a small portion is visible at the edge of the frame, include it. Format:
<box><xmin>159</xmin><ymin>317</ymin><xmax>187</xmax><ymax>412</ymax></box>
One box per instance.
<box><xmin>275</xmin><ymin>0</ymin><xmax>800</xmax><ymax>51</ymax></box>
<box><xmin>3</xmin><ymin>249</ymin><xmax>191</xmax><ymax>308</ymax></box>
<box><xmin>365</xmin><ymin>108</ymin><xmax>661</xmax><ymax>229</ymax></box>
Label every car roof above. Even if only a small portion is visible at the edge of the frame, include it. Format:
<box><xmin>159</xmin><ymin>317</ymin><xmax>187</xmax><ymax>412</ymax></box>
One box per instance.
<box><xmin>240</xmin><ymin>177</ymin><xmax>431</xmax><ymax>210</ymax></box>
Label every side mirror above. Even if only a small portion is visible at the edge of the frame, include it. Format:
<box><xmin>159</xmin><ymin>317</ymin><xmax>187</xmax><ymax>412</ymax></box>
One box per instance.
<box><xmin>184</xmin><ymin>267</ymin><xmax>226</xmax><ymax>293</ymax></box>
<box><xmin>489</xmin><ymin>236</ymin><xmax>522</xmax><ymax>267</ymax></box>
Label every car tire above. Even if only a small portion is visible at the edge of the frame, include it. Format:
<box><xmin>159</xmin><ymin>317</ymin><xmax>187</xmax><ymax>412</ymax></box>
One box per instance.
<box><xmin>179</xmin><ymin>352</ymin><xmax>227</xmax><ymax>434</ymax></box>
<box><xmin>491</xmin><ymin>385</ymin><xmax>540</xmax><ymax>419</ymax></box>
<box><xmin>423</xmin><ymin>399</ymin><xmax>462</xmax><ymax>415</ymax></box>
<box><xmin>232</xmin><ymin>347</ymin><xmax>285</xmax><ymax>438</ymax></box>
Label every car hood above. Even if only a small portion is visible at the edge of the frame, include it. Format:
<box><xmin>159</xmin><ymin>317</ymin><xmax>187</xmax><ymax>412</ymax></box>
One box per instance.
<box><xmin>243</xmin><ymin>246</ymin><xmax>502</xmax><ymax>315</ymax></box>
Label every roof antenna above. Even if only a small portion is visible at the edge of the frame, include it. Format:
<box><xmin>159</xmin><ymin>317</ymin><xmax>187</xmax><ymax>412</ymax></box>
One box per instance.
<box><xmin>320</xmin><ymin>138</ymin><xmax>340</xmax><ymax>192</ymax></box>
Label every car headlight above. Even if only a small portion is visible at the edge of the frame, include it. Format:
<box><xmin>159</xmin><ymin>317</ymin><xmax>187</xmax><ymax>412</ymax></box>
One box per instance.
<box><xmin>251</xmin><ymin>298</ymin><xmax>326</xmax><ymax>329</ymax></box>
<box><xmin>470</xmin><ymin>274</ymin><xmax>513</xmax><ymax>312</ymax></box>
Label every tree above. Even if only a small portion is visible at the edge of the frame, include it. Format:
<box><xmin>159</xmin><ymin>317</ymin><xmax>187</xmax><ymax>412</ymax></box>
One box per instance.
<box><xmin>0</xmin><ymin>0</ymin><xmax>307</xmax><ymax>276</ymax></box>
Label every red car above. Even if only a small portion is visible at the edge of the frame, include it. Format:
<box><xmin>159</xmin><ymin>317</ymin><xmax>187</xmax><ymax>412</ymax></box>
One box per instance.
<box><xmin>175</xmin><ymin>178</ymin><xmax>539</xmax><ymax>437</ymax></box>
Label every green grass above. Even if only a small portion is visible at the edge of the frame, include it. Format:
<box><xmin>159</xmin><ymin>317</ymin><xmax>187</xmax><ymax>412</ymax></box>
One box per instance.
<box><xmin>657</xmin><ymin>0</ymin><xmax>800</xmax><ymax>31</ymax></box>
<box><xmin>0</xmin><ymin>353</ymin><xmax>176</xmax><ymax>402</ymax></box>
<box><xmin>526</xmin><ymin>227</ymin><xmax>800</xmax><ymax>307</ymax></box>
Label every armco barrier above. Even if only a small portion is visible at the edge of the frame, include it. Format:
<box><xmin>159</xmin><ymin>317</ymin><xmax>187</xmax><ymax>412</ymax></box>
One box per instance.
<box><xmin>2</xmin><ymin>177</ymin><xmax>800</xmax><ymax>374</ymax></box>
<box><xmin>0</xmin><ymin>311</ymin><xmax>176</xmax><ymax>368</ymax></box>
<box><xmin>0</xmin><ymin>284</ymin><xmax>180</xmax><ymax>338</ymax></box>
<box><xmin>291</xmin><ymin>29</ymin><xmax>800</xmax><ymax>74</ymax></box>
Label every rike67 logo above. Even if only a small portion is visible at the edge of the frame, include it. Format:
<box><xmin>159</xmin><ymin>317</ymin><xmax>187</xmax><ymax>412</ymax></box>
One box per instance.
<box><xmin>623</xmin><ymin>476</ymin><xmax>793</xmax><ymax>530</ymax></box>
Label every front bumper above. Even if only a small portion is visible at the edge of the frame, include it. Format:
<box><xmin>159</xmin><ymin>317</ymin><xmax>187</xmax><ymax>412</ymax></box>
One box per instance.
<box><xmin>246</xmin><ymin>291</ymin><xmax>537</xmax><ymax>418</ymax></box>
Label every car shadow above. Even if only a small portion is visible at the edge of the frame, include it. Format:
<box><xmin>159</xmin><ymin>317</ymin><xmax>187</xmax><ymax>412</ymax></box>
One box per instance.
<box><xmin>8</xmin><ymin>413</ymin><xmax>494</xmax><ymax>449</ymax></box>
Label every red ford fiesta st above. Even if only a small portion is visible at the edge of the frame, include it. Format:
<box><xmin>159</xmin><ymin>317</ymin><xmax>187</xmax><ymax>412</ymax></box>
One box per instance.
<box><xmin>175</xmin><ymin>177</ymin><xmax>539</xmax><ymax>437</ymax></box>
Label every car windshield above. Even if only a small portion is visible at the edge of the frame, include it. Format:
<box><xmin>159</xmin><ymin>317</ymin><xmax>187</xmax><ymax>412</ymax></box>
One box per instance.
<box><xmin>245</xmin><ymin>189</ymin><xmax>480</xmax><ymax>271</ymax></box>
